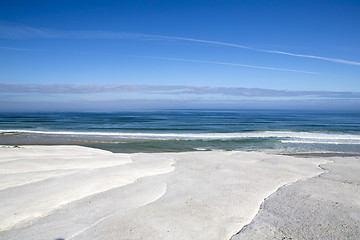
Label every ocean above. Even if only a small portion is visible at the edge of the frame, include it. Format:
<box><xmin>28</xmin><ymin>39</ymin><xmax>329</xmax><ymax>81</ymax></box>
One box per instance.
<box><xmin>0</xmin><ymin>110</ymin><xmax>359</xmax><ymax>155</ymax></box>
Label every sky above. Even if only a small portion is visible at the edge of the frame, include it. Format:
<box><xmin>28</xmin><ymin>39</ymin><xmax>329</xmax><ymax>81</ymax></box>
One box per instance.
<box><xmin>1</xmin><ymin>0</ymin><xmax>360</xmax><ymax>111</ymax></box>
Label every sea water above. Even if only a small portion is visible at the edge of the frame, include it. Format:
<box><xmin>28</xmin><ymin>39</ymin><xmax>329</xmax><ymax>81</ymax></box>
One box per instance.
<box><xmin>0</xmin><ymin>110</ymin><xmax>359</xmax><ymax>154</ymax></box>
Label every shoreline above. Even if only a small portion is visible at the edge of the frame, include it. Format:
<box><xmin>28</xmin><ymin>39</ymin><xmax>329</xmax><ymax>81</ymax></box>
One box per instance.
<box><xmin>284</xmin><ymin>152</ymin><xmax>360</xmax><ymax>158</ymax></box>
<box><xmin>0</xmin><ymin>145</ymin><xmax>359</xmax><ymax>239</ymax></box>
<box><xmin>2</xmin><ymin>142</ymin><xmax>360</xmax><ymax>156</ymax></box>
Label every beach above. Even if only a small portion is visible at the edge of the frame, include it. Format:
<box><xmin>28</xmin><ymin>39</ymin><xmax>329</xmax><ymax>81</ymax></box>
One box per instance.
<box><xmin>2</xmin><ymin>0</ymin><xmax>360</xmax><ymax>238</ymax></box>
<box><xmin>1</xmin><ymin>145</ymin><xmax>359</xmax><ymax>239</ymax></box>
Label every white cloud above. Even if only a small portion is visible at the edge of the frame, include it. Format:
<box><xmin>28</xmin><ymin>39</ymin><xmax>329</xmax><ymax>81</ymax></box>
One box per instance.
<box><xmin>1</xmin><ymin>82</ymin><xmax>360</xmax><ymax>99</ymax></box>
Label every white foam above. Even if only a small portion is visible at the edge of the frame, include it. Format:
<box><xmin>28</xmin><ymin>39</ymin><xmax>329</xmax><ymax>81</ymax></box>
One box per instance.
<box><xmin>281</xmin><ymin>140</ymin><xmax>360</xmax><ymax>145</ymax></box>
<box><xmin>194</xmin><ymin>148</ymin><xmax>211</xmax><ymax>151</ymax></box>
<box><xmin>1</xmin><ymin>129</ymin><xmax>360</xmax><ymax>143</ymax></box>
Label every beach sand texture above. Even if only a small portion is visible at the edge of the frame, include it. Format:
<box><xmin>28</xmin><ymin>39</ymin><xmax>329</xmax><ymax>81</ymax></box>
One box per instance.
<box><xmin>231</xmin><ymin>156</ymin><xmax>360</xmax><ymax>240</ymax></box>
<box><xmin>0</xmin><ymin>145</ymin><xmax>358</xmax><ymax>240</ymax></box>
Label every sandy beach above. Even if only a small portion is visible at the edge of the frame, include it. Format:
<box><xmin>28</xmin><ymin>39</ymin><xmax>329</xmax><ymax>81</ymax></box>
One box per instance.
<box><xmin>0</xmin><ymin>145</ymin><xmax>359</xmax><ymax>240</ymax></box>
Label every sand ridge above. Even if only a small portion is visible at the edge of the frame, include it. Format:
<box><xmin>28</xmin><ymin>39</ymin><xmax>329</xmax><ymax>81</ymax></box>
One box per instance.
<box><xmin>0</xmin><ymin>145</ymin><xmax>329</xmax><ymax>239</ymax></box>
<box><xmin>0</xmin><ymin>146</ymin><xmax>174</xmax><ymax>231</ymax></box>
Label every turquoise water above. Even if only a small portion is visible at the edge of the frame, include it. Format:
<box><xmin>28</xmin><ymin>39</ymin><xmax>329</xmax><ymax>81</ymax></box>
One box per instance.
<box><xmin>0</xmin><ymin>110</ymin><xmax>359</xmax><ymax>154</ymax></box>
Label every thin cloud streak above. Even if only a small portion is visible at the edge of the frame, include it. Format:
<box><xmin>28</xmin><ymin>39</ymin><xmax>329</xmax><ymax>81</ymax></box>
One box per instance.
<box><xmin>146</xmin><ymin>56</ymin><xmax>320</xmax><ymax>74</ymax></box>
<box><xmin>1</xmin><ymin>23</ymin><xmax>359</xmax><ymax>66</ymax></box>
<box><xmin>145</xmin><ymin>34</ymin><xmax>360</xmax><ymax>66</ymax></box>
<box><xmin>0</xmin><ymin>24</ymin><xmax>319</xmax><ymax>74</ymax></box>
<box><xmin>0</xmin><ymin>46</ymin><xmax>37</xmax><ymax>51</ymax></box>
<box><xmin>262</xmin><ymin>49</ymin><xmax>360</xmax><ymax>66</ymax></box>
<box><xmin>1</xmin><ymin>82</ymin><xmax>360</xmax><ymax>99</ymax></box>
<box><xmin>0</xmin><ymin>23</ymin><xmax>144</xmax><ymax>39</ymax></box>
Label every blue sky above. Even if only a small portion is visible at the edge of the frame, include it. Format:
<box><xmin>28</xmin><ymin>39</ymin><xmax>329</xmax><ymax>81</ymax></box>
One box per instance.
<box><xmin>1</xmin><ymin>0</ymin><xmax>360</xmax><ymax>111</ymax></box>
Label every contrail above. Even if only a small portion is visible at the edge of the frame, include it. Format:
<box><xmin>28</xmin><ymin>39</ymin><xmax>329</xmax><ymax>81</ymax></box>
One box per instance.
<box><xmin>1</xmin><ymin>23</ymin><xmax>359</xmax><ymax>66</ymax></box>
<box><xmin>142</xmin><ymin>56</ymin><xmax>321</xmax><ymax>74</ymax></box>
<box><xmin>259</xmin><ymin>49</ymin><xmax>360</xmax><ymax>66</ymax></box>
<box><xmin>142</xmin><ymin>34</ymin><xmax>360</xmax><ymax>66</ymax></box>
<box><xmin>142</xmin><ymin>34</ymin><xmax>256</xmax><ymax>50</ymax></box>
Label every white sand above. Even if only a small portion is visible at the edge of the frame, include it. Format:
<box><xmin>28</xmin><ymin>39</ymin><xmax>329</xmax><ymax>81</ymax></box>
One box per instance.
<box><xmin>232</xmin><ymin>156</ymin><xmax>360</xmax><ymax>239</ymax></box>
<box><xmin>0</xmin><ymin>145</ymin><xmax>328</xmax><ymax>240</ymax></box>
